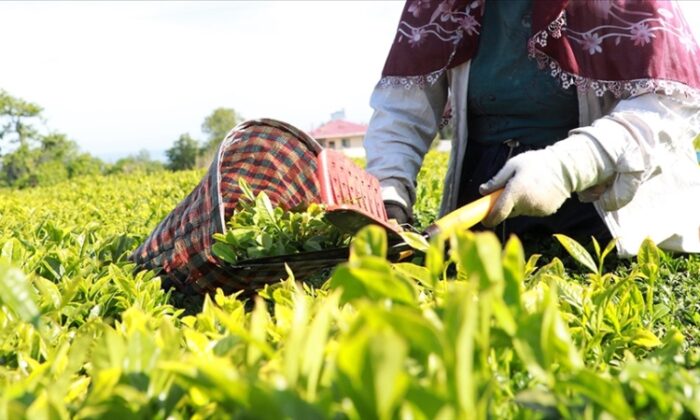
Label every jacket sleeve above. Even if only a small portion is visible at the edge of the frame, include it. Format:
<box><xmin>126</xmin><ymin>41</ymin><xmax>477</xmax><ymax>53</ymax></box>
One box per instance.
<box><xmin>569</xmin><ymin>92</ymin><xmax>699</xmax><ymax>210</ymax></box>
<box><xmin>363</xmin><ymin>77</ymin><xmax>449</xmax><ymax>210</ymax></box>
<box><xmin>570</xmin><ymin>92</ymin><xmax>700</xmax><ymax>255</ymax></box>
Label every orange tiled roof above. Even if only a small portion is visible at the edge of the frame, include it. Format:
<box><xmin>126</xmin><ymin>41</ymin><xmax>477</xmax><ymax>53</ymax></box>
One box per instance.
<box><xmin>309</xmin><ymin>119</ymin><xmax>368</xmax><ymax>140</ymax></box>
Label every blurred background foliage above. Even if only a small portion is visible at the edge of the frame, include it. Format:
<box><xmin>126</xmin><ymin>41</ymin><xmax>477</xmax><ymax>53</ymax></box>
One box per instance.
<box><xmin>0</xmin><ymin>89</ymin><xmax>244</xmax><ymax>188</ymax></box>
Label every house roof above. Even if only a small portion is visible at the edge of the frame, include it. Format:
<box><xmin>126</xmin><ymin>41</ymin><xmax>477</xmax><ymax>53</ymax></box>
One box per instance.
<box><xmin>309</xmin><ymin>119</ymin><xmax>368</xmax><ymax>140</ymax></box>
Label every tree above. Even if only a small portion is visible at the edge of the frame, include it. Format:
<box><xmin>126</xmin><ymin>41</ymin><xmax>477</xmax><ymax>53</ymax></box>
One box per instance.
<box><xmin>0</xmin><ymin>92</ymin><xmax>109</xmax><ymax>188</ymax></box>
<box><xmin>29</xmin><ymin>133</ymin><xmax>79</xmax><ymax>187</ymax></box>
<box><xmin>201</xmin><ymin>107</ymin><xmax>242</xmax><ymax>152</ymax></box>
<box><xmin>0</xmin><ymin>132</ymin><xmax>94</xmax><ymax>187</ymax></box>
<box><xmin>107</xmin><ymin>149</ymin><xmax>164</xmax><ymax>175</ymax></box>
<box><xmin>37</xmin><ymin>132</ymin><xmax>79</xmax><ymax>163</ymax></box>
<box><xmin>166</xmin><ymin>133</ymin><xmax>199</xmax><ymax>171</ymax></box>
<box><xmin>1</xmin><ymin>143</ymin><xmax>35</xmax><ymax>187</ymax></box>
<box><xmin>0</xmin><ymin>90</ymin><xmax>43</xmax><ymax>152</ymax></box>
<box><xmin>67</xmin><ymin>153</ymin><xmax>104</xmax><ymax>178</ymax></box>
<box><xmin>31</xmin><ymin>160</ymin><xmax>69</xmax><ymax>187</ymax></box>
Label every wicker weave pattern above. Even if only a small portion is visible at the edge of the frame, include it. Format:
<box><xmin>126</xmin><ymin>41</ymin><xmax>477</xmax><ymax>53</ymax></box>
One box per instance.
<box><xmin>130</xmin><ymin>119</ymin><xmax>322</xmax><ymax>295</ymax></box>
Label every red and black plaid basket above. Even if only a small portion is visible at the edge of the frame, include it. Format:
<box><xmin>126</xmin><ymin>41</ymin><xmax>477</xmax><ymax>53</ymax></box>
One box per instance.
<box><xmin>130</xmin><ymin>118</ymin><xmax>330</xmax><ymax>296</ymax></box>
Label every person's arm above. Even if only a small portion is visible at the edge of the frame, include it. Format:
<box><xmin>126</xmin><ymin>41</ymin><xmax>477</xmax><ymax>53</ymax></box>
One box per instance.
<box><xmin>480</xmin><ymin>92</ymin><xmax>699</xmax><ymax>226</ymax></box>
<box><xmin>364</xmin><ymin>77</ymin><xmax>448</xmax><ymax>222</ymax></box>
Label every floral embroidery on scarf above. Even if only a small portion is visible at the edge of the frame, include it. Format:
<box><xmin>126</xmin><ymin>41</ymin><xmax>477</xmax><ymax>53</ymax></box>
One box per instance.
<box><xmin>380</xmin><ymin>0</ymin><xmax>485</xmax><ymax>89</ymax></box>
<box><xmin>396</xmin><ymin>0</ymin><xmax>484</xmax><ymax>46</ymax></box>
<box><xmin>564</xmin><ymin>1</ymin><xmax>697</xmax><ymax>54</ymax></box>
<box><xmin>528</xmin><ymin>2</ymin><xmax>700</xmax><ymax>102</ymax></box>
<box><xmin>379</xmin><ymin>0</ymin><xmax>700</xmax><ymax>103</ymax></box>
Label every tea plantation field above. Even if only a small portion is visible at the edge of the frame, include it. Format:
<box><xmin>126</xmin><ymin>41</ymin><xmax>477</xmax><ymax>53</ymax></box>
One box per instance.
<box><xmin>1</xmin><ymin>152</ymin><xmax>699</xmax><ymax>419</ymax></box>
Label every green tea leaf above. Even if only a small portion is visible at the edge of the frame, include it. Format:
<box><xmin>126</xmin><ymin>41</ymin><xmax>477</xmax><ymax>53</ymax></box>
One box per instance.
<box><xmin>1</xmin><ymin>239</ymin><xmax>26</xmax><ymax>265</ymax></box>
<box><xmin>554</xmin><ymin>234</ymin><xmax>597</xmax><ymax>274</ymax></box>
<box><xmin>601</xmin><ymin>237</ymin><xmax>617</xmax><ymax>263</ymax></box>
<box><xmin>247</xmin><ymin>297</ymin><xmax>270</xmax><ymax>367</ymax></box>
<box><xmin>392</xmin><ymin>263</ymin><xmax>431</xmax><ymax>288</ymax></box>
<box><xmin>330</xmin><ymin>261</ymin><xmax>417</xmax><ymax>306</ymax></box>
<box><xmin>629</xmin><ymin>328</ymin><xmax>662</xmax><ymax>348</ymax></box>
<box><xmin>425</xmin><ymin>236</ymin><xmax>445</xmax><ymax>288</ymax></box>
<box><xmin>637</xmin><ymin>237</ymin><xmax>661</xmax><ymax>269</ymax></box>
<box><xmin>451</xmin><ymin>231</ymin><xmax>503</xmax><ymax>291</ymax></box>
<box><xmin>367</xmin><ymin>305</ymin><xmax>444</xmax><ymax>356</ymax></box>
<box><xmin>238</xmin><ymin>177</ymin><xmax>256</xmax><ymax>201</ymax></box>
<box><xmin>336</xmin><ymin>326</ymin><xmax>409</xmax><ymax>420</ymax></box>
<box><xmin>0</xmin><ymin>260</ymin><xmax>40</xmax><ymax>326</ymax></box>
<box><xmin>301</xmin><ymin>291</ymin><xmax>339</xmax><ymax>400</ymax></box>
<box><xmin>397</xmin><ymin>231</ymin><xmax>429</xmax><ymax>252</ymax></box>
<box><xmin>559</xmin><ymin>370</ymin><xmax>633</xmax><ymax>419</ymax></box>
<box><xmin>524</xmin><ymin>254</ymin><xmax>541</xmax><ymax>277</ymax></box>
<box><xmin>33</xmin><ymin>275</ymin><xmax>62</xmax><ymax>310</ymax></box>
<box><xmin>256</xmin><ymin>190</ymin><xmax>277</xmax><ymax>224</ymax></box>
<box><xmin>214</xmin><ymin>187</ymin><xmax>350</xmax><ymax>265</ymax></box>
<box><xmin>212</xmin><ymin>242</ymin><xmax>238</xmax><ymax>264</ymax></box>
<box><xmin>502</xmin><ymin>236</ymin><xmax>525</xmax><ymax>312</ymax></box>
<box><xmin>351</xmin><ymin>225</ymin><xmax>388</xmax><ymax>259</ymax></box>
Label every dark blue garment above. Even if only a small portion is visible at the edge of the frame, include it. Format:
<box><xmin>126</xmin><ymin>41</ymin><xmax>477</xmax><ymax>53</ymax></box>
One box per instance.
<box><xmin>467</xmin><ymin>0</ymin><xmax>579</xmax><ymax>146</ymax></box>
<box><xmin>461</xmin><ymin>1</ymin><xmax>606</xmax><ymax>246</ymax></box>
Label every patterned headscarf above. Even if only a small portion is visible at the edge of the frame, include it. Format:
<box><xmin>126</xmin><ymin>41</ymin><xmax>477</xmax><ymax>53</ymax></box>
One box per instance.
<box><xmin>380</xmin><ymin>0</ymin><xmax>700</xmax><ymax>100</ymax></box>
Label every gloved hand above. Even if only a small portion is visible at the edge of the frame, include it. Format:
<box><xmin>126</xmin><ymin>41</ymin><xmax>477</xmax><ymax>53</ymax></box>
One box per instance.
<box><xmin>384</xmin><ymin>200</ymin><xmax>412</xmax><ymax>225</ymax></box>
<box><xmin>379</xmin><ymin>178</ymin><xmax>414</xmax><ymax>225</ymax></box>
<box><xmin>479</xmin><ymin>134</ymin><xmax>615</xmax><ymax>227</ymax></box>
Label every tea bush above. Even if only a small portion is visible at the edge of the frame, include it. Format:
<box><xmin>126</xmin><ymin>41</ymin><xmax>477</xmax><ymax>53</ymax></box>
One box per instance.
<box><xmin>0</xmin><ymin>152</ymin><xmax>699</xmax><ymax>419</ymax></box>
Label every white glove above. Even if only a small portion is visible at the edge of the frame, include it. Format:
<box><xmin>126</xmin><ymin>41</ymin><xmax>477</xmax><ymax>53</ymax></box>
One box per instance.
<box><xmin>380</xmin><ymin>178</ymin><xmax>414</xmax><ymax>220</ymax></box>
<box><xmin>479</xmin><ymin>134</ymin><xmax>615</xmax><ymax>227</ymax></box>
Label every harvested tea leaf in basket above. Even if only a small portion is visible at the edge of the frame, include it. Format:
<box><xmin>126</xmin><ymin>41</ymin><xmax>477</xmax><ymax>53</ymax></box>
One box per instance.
<box><xmin>212</xmin><ymin>178</ymin><xmax>352</xmax><ymax>265</ymax></box>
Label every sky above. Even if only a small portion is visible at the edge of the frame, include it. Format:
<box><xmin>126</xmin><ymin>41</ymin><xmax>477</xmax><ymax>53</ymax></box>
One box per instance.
<box><xmin>0</xmin><ymin>1</ymin><xmax>405</xmax><ymax>160</ymax></box>
<box><xmin>1</xmin><ymin>1</ymin><xmax>699</xmax><ymax>161</ymax></box>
